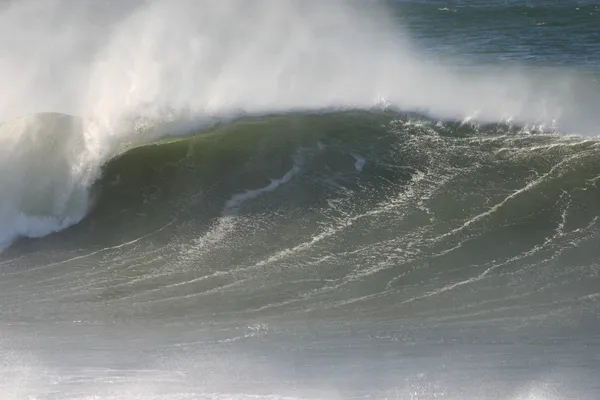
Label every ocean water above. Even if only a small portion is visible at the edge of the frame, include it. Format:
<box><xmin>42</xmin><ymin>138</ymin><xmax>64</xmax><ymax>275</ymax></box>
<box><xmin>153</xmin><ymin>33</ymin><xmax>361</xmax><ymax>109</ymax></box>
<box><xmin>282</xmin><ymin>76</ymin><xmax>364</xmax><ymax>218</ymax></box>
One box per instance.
<box><xmin>1</xmin><ymin>1</ymin><xmax>600</xmax><ymax>399</ymax></box>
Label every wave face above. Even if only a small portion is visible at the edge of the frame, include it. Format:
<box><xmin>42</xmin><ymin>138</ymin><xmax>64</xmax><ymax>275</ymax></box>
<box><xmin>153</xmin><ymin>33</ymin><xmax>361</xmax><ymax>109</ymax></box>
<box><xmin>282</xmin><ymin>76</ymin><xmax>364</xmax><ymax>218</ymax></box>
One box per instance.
<box><xmin>1</xmin><ymin>1</ymin><xmax>600</xmax><ymax>399</ymax></box>
<box><xmin>3</xmin><ymin>111</ymin><xmax>600</xmax><ymax>398</ymax></box>
<box><xmin>0</xmin><ymin>0</ymin><xmax>598</xmax><ymax>248</ymax></box>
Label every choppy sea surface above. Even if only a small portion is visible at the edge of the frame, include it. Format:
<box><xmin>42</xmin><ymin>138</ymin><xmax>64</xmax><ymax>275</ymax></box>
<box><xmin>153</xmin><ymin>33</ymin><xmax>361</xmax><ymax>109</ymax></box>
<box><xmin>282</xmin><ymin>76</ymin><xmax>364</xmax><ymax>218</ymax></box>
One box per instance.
<box><xmin>1</xmin><ymin>1</ymin><xmax>599</xmax><ymax>399</ymax></box>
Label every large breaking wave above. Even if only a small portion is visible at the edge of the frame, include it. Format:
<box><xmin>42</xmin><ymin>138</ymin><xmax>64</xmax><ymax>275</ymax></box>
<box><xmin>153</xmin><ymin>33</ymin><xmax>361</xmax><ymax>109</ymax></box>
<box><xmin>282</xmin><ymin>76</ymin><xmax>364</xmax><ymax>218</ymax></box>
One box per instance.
<box><xmin>0</xmin><ymin>0</ymin><xmax>599</xmax><ymax>249</ymax></box>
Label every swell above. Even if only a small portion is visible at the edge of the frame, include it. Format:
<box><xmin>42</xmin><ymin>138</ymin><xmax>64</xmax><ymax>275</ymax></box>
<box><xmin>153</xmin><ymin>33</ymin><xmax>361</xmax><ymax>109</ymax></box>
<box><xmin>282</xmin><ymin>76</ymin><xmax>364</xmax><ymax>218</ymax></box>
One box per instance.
<box><xmin>3</xmin><ymin>107</ymin><xmax>600</xmax><ymax>255</ymax></box>
<box><xmin>1</xmin><ymin>0</ymin><xmax>600</xmax><ymax>249</ymax></box>
<box><xmin>0</xmin><ymin>108</ymin><xmax>598</xmax><ymax>250</ymax></box>
<box><xmin>87</xmin><ymin>110</ymin><xmax>402</xmax><ymax>231</ymax></box>
<box><xmin>5</xmin><ymin>110</ymin><xmax>600</xmax><ymax>323</ymax></box>
<box><xmin>52</xmin><ymin>110</ymin><xmax>600</xmax><ymax>250</ymax></box>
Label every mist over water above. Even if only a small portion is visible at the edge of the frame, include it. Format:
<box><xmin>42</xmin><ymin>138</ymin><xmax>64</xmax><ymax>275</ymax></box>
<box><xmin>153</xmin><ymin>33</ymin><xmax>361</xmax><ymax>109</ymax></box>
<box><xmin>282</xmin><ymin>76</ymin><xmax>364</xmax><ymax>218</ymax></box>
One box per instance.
<box><xmin>1</xmin><ymin>1</ymin><xmax>600</xmax><ymax>399</ymax></box>
<box><xmin>2</xmin><ymin>0</ymin><xmax>598</xmax><ymax>127</ymax></box>
<box><xmin>1</xmin><ymin>0</ymin><xmax>599</xmax><ymax>247</ymax></box>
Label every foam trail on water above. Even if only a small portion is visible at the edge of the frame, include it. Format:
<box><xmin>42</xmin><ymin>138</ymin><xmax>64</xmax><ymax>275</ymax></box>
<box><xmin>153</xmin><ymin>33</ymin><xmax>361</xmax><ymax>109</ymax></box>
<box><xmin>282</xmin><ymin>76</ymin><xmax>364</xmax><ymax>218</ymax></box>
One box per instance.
<box><xmin>186</xmin><ymin>158</ymin><xmax>302</xmax><ymax>262</ymax></box>
<box><xmin>0</xmin><ymin>0</ymin><xmax>598</xmax><ymax>248</ymax></box>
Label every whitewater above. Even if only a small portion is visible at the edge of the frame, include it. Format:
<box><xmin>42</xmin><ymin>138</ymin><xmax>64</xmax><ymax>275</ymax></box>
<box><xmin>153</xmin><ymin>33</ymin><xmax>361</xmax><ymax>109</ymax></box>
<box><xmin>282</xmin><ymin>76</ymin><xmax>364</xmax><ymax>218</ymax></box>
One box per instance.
<box><xmin>0</xmin><ymin>0</ymin><xmax>598</xmax><ymax>249</ymax></box>
<box><xmin>1</xmin><ymin>1</ymin><xmax>600</xmax><ymax>399</ymax></box>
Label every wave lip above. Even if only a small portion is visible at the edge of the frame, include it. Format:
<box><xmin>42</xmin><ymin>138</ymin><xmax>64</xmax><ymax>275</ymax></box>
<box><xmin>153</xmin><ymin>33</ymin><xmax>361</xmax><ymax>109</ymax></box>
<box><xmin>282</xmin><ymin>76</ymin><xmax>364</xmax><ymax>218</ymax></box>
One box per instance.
<box><xmin>1</xmin><ymin>1</ymin><xmax>599</xmax><ymax>250</ymax></box>
<box><xmin>0</xmin><ymin>113</ymin><xmax>94</xmax><ymax>249</ymax></box>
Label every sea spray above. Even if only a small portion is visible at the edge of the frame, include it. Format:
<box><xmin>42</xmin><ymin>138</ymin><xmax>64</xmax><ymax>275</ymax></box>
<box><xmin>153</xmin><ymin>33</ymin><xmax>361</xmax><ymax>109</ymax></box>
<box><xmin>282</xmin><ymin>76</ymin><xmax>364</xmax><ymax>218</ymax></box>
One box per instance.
<box><xmin>0</xmin><ymin>0</ymin><xmax>598</xmax><ymax>248</ymax></box>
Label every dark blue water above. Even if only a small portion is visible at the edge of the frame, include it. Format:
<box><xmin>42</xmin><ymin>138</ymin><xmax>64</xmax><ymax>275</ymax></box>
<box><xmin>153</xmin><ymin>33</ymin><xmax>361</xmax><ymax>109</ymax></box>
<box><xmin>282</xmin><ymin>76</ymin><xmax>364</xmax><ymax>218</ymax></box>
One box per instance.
<box><xmin>1</xmin><ymin>1</ymin><xmax>600</xmax><ymax>399</ymax></box>
<box><xmin>394</xmin><ymin>1</ymin><xmax>599</xmax><ymax>68</ymax></box>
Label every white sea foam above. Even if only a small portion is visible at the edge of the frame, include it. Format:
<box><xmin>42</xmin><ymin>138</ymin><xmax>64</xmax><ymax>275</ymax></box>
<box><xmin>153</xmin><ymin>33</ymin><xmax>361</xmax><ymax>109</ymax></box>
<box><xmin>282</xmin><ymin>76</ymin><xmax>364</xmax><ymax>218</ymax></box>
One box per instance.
<box><xmin>0</xmin><ymin>0</ymin><xmax>598</xmax><ymax>248</ymax></box>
